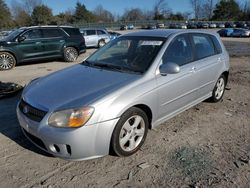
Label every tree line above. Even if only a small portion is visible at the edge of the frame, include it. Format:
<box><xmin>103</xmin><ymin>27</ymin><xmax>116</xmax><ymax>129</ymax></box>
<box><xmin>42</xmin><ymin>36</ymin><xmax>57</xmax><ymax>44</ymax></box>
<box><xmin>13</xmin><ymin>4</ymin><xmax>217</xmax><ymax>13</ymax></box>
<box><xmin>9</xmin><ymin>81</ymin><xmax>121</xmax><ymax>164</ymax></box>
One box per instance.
<box><xmin>0</xmin><ymin>0</ymin><xmax>250</xmax><ymax>29</ymax></box>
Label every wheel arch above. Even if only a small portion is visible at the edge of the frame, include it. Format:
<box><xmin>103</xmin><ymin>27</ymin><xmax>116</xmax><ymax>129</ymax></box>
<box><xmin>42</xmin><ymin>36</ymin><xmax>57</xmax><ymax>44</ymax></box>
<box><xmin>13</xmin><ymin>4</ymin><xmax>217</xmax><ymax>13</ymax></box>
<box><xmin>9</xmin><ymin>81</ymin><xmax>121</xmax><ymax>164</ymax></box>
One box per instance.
<box><xmin>132</xmin><ymin>104</ymin><xmax>153</xmax><ymax>129</ymax></box>
<box><xmin>221</xmin><ymin>71</ymin><xmax>229</xmax><ymax>85</ymax></box>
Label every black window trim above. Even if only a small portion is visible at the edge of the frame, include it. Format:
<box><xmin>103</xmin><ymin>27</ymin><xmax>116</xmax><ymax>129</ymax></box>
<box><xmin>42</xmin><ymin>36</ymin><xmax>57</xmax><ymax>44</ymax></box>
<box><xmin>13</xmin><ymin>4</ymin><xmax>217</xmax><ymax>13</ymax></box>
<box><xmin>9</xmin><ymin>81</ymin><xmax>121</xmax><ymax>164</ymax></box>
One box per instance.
<box><xmin>190</xmin><ymin>33</ymin><xmax>217</xmax><ymax>61</ymax></box>
<box><xmin>209</xmin><ymin>35</ymin><xmax>223</xmax><ymax>55</ymax></box>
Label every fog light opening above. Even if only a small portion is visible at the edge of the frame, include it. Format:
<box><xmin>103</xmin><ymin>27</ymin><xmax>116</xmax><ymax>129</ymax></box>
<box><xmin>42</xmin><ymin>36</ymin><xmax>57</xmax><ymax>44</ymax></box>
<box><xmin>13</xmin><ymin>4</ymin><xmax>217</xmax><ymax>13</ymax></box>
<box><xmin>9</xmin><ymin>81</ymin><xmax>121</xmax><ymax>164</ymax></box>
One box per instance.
<box><xmin>66</xmin><ymin>145</ymin><xmax>71</xmax><ymax>155</ymax></box>
<box><xmin>49</xmin><ymin>144</ymin><xmax>60</xmax><ymax>153</ymax></box>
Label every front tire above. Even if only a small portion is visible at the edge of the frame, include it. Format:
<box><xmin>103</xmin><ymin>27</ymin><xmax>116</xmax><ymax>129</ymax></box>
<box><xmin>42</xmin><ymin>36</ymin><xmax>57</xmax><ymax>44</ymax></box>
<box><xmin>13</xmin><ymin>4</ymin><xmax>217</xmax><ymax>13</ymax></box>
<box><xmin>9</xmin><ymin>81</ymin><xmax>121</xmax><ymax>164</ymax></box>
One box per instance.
<box><xmin>210</xmin><ymin>75</ymin><xmax>226</xmax><ymax>102</ymax></box>
<box><xmin>111</xmin><ymin>107</ymin><xmax>149</xmax><ymax>157</ymax></box>
<box><xmin>0</xmin><ymin>52</ymin><xmax>16</xmax><ymax>71</ymax></box>
<box><xmin>98</xmin><ymin>40</ymin><xmax>106</xmax><ymax>48</ymax></box>
<box><xmin>64</xmin><ymin>47</ymin><xmax>78</xmax><ymax>62</ymax></box>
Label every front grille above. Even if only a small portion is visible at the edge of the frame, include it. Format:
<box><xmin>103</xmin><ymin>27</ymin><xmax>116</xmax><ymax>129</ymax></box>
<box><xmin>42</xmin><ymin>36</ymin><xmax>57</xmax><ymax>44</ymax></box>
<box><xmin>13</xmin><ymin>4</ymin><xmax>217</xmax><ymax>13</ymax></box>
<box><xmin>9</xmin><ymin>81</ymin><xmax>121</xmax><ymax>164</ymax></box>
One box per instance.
<box><xmin>19</xmin><ymin>99</ymin><xmax>47</xmax><ymax>122</ymax></box>
<box><xmin>22</xmin><ymin>128</ymin><xmax>47</xmax><ymax>151</ymax></box>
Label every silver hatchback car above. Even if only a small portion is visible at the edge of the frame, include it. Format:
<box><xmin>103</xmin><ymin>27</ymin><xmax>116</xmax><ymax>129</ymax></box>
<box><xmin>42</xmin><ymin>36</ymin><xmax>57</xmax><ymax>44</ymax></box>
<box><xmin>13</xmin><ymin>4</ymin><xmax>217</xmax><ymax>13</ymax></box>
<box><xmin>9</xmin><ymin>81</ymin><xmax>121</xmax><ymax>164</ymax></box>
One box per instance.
<box><xmin>17</xmin><ymin>30</ymin><xmax>229</xmax><ymax>160</ymax></box>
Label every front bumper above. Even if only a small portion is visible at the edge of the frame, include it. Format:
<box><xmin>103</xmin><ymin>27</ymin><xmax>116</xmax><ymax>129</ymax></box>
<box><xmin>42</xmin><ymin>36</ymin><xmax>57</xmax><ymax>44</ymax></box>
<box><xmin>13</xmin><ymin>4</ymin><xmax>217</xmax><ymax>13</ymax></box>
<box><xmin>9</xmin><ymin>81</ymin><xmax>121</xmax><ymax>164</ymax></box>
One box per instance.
<box><xmin>17</xmin><ymin>107</ymin><xmax>119</xmax><ymax>161</ymax></box>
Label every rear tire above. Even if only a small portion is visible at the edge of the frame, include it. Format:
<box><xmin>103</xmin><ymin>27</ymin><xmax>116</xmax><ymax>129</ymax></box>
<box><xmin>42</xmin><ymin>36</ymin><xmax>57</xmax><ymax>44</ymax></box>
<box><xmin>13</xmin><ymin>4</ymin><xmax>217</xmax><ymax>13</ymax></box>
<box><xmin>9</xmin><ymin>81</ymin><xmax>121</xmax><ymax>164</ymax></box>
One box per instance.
<box><xmin>111</xmin><ymin>107</ymin><xmax>149</xmax><ymax>157</ymax></box>
<box><xmin>64</xmin><ymin>47</ymin><xmax>78</xmax><ymax>62</ymax></box>
<box><xmin>0</xmin><ymin>52</ymin><xmax>16</xmax><ymax>71</ymax></box>
<box><xmin>210</xmin><ymin>74</ymin><xmax>226</xmax><ymax>102</ymax></box>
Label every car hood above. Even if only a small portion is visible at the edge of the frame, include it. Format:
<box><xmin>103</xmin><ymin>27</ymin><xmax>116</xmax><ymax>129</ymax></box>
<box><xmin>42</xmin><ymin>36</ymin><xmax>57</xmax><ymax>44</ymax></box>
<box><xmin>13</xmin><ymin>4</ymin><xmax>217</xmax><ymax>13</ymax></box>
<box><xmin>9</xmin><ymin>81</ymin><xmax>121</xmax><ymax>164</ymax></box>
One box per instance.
<box><xmin>23</xmin><ymin>64</ymin><xmax>140</xmax><ymax>111</ymax></box>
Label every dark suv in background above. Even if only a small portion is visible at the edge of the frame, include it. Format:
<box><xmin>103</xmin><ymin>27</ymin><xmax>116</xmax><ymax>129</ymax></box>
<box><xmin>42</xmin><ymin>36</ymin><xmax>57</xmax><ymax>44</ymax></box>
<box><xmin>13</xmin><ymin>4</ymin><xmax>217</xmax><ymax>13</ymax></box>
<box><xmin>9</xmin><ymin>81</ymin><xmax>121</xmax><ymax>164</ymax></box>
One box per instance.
<box><xmin>0</xmin><ymin>26</ymin><xmax>86</xmax><ymax>70</ymax></box>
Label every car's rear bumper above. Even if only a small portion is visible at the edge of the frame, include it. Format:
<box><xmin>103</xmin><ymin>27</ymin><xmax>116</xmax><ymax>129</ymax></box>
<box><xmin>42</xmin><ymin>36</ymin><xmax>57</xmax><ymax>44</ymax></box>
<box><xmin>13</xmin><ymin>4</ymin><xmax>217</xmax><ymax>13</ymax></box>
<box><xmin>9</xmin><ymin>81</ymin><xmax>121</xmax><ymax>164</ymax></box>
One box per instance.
<box><xmin>17</xmin><ymin>106</ymin><xmax>119</xmax><ymax>161</ymax></box>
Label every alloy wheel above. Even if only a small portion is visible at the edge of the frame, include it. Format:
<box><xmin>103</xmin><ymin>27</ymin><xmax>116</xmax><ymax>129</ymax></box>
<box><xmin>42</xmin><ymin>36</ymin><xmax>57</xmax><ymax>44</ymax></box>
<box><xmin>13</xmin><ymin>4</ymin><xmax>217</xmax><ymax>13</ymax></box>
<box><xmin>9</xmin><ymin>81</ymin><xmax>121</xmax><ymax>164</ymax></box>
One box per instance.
<box><xmin>119</xmin><ymin>115</ymin><xmax>145</xmax><ymax>152</ymax></box>
<box><xmin>215</xmin><ymin>77</ymin><xmax>225</xmax><ymax>100</ymax></box>
<box><xmin>0</xmin><ymin>53</ymin><xmax>15</xmax><ymax>70</ymax></box>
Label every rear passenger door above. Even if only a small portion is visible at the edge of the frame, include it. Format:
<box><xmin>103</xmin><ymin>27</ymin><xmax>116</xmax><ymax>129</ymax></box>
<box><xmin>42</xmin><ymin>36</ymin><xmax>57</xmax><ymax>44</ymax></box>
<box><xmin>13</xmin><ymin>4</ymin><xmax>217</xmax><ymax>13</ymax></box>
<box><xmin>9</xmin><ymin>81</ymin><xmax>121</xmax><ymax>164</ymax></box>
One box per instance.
<box><xmin>84</xmin><ymin>30</ymin><xmax>98</xmax><ymax>47</ymax></box>
<box><xmin>41</xmin><ymin>28</ymin><xmax>66</xmax><ymax>57</ymax></box>
<box><xmin>190</xmin><ymin>33</ymin><xmax>222</xmax><ymax>98</ymax></box>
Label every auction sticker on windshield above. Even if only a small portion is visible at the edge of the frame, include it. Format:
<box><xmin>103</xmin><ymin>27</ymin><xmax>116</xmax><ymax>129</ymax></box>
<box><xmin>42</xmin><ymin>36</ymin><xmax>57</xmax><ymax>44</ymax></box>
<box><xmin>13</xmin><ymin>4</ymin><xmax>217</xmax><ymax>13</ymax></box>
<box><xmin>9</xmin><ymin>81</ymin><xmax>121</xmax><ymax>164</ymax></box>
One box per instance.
<box><xmin>141</xmin><ymin>41</ymin><xmax>163</xmax><ymax>46</ymax></box>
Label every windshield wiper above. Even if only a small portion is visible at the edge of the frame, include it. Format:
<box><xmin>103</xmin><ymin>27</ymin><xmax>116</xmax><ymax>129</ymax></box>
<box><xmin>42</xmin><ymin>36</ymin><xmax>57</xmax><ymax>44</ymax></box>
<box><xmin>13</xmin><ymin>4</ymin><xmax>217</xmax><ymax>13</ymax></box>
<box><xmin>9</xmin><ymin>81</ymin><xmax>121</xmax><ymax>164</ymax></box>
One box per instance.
<box><xmin>91</xmin><ymin>63</ymin><xmax>124</xmax><ymax>72</ymax></box>
<box><xmin>119</xmin><ymin>66</ymin><xmax>144</xmax><ymax>74</ymax></box>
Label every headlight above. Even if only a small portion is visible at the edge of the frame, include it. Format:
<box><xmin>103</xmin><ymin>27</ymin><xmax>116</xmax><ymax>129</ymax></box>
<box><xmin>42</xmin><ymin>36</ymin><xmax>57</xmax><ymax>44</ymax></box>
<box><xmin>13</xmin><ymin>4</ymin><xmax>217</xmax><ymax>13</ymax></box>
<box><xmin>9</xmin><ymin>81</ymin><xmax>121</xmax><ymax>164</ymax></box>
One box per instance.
<box><xmin>48</xmin><ymin>107</ymin><xmax>94</xmax><ymax>128</ymax></box>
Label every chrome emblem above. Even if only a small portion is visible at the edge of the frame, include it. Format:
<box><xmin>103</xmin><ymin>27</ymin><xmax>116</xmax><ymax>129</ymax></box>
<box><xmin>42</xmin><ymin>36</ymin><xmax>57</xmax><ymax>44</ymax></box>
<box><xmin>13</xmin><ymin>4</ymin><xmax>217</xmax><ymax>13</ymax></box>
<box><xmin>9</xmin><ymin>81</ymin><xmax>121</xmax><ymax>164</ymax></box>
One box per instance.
<box><xmin>23</xmin><ymin>106</ymin><xmax>29</xmax><ymax>114</ymax></box>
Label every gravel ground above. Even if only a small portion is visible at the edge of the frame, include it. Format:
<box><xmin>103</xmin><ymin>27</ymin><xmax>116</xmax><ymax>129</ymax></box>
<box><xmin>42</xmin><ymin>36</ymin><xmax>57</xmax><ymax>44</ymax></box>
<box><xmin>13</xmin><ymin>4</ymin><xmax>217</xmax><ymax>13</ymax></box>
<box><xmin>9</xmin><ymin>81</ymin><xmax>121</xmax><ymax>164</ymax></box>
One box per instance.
<box><xmin>0</xmin><ymin>36</ymin><xmax>249</xmax><ymax>188</ymax></box>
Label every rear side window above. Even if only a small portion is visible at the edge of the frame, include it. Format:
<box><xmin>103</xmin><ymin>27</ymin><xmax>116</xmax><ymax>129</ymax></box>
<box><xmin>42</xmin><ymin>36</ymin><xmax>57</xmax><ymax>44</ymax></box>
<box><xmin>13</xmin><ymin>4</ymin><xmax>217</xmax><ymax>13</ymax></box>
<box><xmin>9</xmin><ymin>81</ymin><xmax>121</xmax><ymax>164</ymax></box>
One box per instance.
<box><xmin>192</xmin><ymin>34</ymin><xmax>215</xmax><ymax>60</ymax></box>
<box><xmin>163</xmin><ymin>34</ymin><xmax>193</xmax><ymax>66</ymax></box>
<box><xmin>86</xmin><ymin>30</ymin><xmax>96</xmax><ymax>36</ymax></box>
<box><xmin>23</xmin><ymin>29</ymin><xmax>42</xmax><ymax>40</ymax></box>
<box><xmin>42</xmin><ymin>29</ymin><xmax>64</xmax><ymax>38</ymax></box>
<box><xmin>62</xmin><ymin>28</ymin><xmax>80</xmax><ymax>36</ymax></box>
<box><xmin>210</xmin><ymin>35</ymin><xmax>222</xmax><ymax>54</ymax></box>
<box><xmin>97</xmin><ymin>30</ymin><xmax>106</xmax><ymax>35</ymax></box>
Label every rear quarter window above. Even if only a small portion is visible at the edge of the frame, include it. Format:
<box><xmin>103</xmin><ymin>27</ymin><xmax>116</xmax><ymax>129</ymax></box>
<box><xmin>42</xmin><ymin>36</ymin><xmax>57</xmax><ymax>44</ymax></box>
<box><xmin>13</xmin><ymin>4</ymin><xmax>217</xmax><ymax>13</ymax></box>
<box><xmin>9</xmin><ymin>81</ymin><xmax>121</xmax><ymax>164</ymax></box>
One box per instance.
<box><xmin>62</xmin><ymin>28</ymin><xmax>81</xmax><ymax>36</ymax></box>
<box><xmin>192</xmin><ymin>34</ymin><xmax>215</xmax><ymax>60</ymax></box>
<box><xmin>97</xmin><ymin>30</ymin><xmax>106</xmax><ymax>35</ymax></box>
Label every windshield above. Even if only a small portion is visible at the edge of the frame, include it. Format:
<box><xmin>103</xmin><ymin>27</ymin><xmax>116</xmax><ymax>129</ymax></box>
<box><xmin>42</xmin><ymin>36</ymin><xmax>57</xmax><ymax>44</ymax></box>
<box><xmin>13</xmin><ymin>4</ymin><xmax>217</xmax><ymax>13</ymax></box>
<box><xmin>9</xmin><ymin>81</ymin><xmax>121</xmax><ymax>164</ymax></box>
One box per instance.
<box><xmin>84</xmin><ymin>36</ymin><xmax>165</xmax><ymax>74</ymax></box>
<box><xmin>5</xmin><ymin>29</ymin><xmax>24</xmax><ymax>41</ymax></box>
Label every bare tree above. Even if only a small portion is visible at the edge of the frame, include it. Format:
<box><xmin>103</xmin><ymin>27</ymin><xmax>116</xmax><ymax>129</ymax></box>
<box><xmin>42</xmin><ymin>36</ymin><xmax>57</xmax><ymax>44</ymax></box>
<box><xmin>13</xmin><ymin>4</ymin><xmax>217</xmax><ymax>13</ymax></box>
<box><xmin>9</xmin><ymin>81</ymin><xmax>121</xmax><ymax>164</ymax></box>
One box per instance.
<box><xmin>11</xmin><ymin>0</ymin><xmax>31</xmax><ymax>26</ymax></box>
<box><xmin>202</xmin><ymin>0</ymin><xmax>215</xmax><ymax>20</ymax></box>
<box><xmin>123</xmin><ymin>8</ymin><xmax>145</xmax><ymax>21</ymax></box>
<box><xmin>22</xmin><ymin>0</ymin><xmax>42</xmax><ymax>15</ymax></box>
<box><xmin>190</xmin><ymin>0</ymin><xmax>202</xmax><ymax>20</ymax></box>
<box><xmin>93</xmin><ymin>5</ymin><xmax>114</xmax><ymax>22</ymax></box>
<box><xmin>153</xmin><ymin>0</ymin><xmax>172</xmax><ymax>20</ymax></box>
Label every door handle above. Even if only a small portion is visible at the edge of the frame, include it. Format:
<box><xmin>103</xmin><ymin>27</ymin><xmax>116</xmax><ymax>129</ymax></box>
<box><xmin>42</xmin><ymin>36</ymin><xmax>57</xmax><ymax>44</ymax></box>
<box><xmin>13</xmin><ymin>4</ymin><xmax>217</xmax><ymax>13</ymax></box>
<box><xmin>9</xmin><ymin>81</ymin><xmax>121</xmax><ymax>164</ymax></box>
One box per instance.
<box><xmin>189</xmin><ymin>67</ymin><xmax>196</xmax><ymax>73</ymax></box>
<box><xmin>60</xmin><ymin>40</ymin><xmax>65</xmax><ymax>43</ymax></box>
<box><xmin>35</xmin><ymin>41</ymin><xmax>41</xmax><ymax>45</ymax></box>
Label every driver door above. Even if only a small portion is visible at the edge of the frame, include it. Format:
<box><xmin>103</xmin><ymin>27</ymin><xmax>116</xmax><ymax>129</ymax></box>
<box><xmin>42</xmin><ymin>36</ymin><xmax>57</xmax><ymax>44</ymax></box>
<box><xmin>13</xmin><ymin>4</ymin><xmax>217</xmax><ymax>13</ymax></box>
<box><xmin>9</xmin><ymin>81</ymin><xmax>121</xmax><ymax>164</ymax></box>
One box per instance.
<box><xmin>156</xmin><ymin>34</ymin><xmax>200</xmax><ymax>120</ymax></box>
<box><xmin>16</xmin><ymin>29</ymin><xmax>44</xmax><ymax>61</ymax></box>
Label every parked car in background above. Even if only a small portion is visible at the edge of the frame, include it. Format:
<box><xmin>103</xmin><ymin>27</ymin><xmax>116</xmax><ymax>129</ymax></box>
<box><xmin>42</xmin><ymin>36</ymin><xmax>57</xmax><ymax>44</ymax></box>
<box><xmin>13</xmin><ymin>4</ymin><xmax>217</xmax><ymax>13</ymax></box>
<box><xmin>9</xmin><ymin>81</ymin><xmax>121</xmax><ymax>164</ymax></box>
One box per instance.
<box><xmin>120</xmin><ymin>25</ymin><xmax>128</xmax><ymax>30</ymax></box>
<box><xmin>225</xmin><ymin>22</ymin><xmax>236</xmax><ymax>28</ymax></box>
<box><xmin>235</xmin><ymin>22</ymin><xmax>247</xmax><ymax>28</ymax></box>
<box><xmin>0</xmin><ymin>26</ymin><xmax>85</xmax><ymax>71</ymax></box>
<box><xmin>197</xmin><ymin>22</ymin><xmax>209</xmax><ymax>29</ymax></box>
<box><xmin>156</xmin><ymin>23</ymin><xmax>165</xmax><ymax>29</ymax></box>
<box><xmin>0</xmin><ymin>30</ymin><xmax>13</xmax><ymax>40</ymax></box>
<box><xmin>147</xmin><ymin>24</ymin><xmax>157</xmax><ymax>29</ymax></box>
<box><xmin>127</xmin><ymin>24</ymin><xmax>134</xmax><ymax>30</ymax></box>
<box><xmin>231</xmin><ymin>28</ymin><xmax>250</xmax><ymax>37</ymax></box>
<box><xmin>217</xmin><ymin>28</ymin><xmax>234</xmax><ymax>37</ymax></box>
<box><xmin>17</xmin><ymin>30</ymin><xmax>229</xmax><ymax>160</ymax></box>
<box><xmin>108</xmin><ymin>31</ymin><xmax>121</xmax><ymax>40</ymax></box>
<box><xmin>209</xmin><ymin>23</ymin><xmax>217</xmax><ymax>28</ymax></box>
<box><xmin>217</xmin><ymin>23</ymin><xmax>225</xmax><ymax>28</ymax></box>
<box><xmin>80</xmin><ymin>28</ymin><xmax>110</xmax><ymax>48</ymax></box>
<box><xmin>187</xmin><ymin>22</ymin><xmax>198</xmax><ymax>29</ymax></box>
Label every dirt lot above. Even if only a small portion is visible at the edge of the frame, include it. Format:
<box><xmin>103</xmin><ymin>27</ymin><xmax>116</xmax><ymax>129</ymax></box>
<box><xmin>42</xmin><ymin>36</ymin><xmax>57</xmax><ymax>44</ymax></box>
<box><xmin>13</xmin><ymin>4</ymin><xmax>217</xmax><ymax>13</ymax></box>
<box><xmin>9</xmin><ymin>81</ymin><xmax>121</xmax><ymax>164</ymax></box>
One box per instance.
<box><xmin>0</xmin><ymin>36</ymin><xmax>249</xmax><ymax>188</ymax></box>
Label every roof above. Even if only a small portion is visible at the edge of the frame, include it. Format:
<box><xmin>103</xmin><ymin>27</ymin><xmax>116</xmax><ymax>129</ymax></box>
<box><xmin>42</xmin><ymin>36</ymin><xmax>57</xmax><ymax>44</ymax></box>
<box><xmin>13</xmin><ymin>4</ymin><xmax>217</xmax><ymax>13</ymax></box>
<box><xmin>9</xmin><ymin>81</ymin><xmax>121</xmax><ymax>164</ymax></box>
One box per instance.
<box><xmin>123</xmin><ymin>29</ymin><xmax>181</xmax><ymax>38</ymax></box>
<box><xmin>123</xmin><ymin>29</ymin><xmax>219</xmax><ymax>38</ymax></box>
<box><xmin>19</xmin><ymin>25</ymin><xmax>75</xmax><ymax>30</ymax></box>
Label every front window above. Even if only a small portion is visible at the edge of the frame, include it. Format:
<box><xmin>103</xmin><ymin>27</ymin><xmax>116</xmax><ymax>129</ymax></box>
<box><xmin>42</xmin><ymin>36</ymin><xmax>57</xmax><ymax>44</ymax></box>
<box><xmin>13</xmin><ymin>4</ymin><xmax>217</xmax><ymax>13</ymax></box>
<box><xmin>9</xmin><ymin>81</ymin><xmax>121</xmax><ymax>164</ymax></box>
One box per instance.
<box><xmin>84</xmin><ymin>36</ymin><xmax>165</xmax><ymax>74</ymax></box>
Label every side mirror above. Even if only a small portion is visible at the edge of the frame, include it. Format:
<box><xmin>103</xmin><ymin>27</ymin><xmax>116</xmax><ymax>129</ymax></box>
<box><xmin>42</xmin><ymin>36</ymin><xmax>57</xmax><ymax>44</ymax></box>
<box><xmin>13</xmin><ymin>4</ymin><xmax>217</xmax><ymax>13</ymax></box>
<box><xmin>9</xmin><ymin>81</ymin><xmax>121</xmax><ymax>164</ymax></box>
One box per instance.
<box><xmin>159</xmin><ymin>62</ymin><xmax>180</xmax><ymax>76</ymax></box>
<box><xmin>18</xmin><ymin>36</ymin><xmax>26</xmax><ymax>42</ymax></box>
